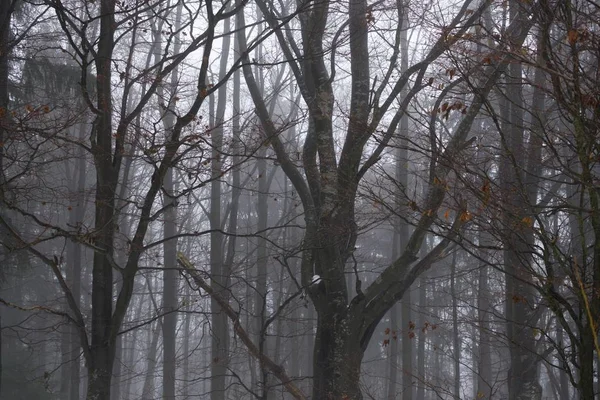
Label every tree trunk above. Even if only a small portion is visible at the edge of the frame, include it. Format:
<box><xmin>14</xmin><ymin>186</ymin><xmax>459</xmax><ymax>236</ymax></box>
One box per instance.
<box><xmin>450</xmin><ymin>252</ymin><xmax>461</xmax><ymax>400</ymax></box>
<box><xmin>210</xmin><ymin>10</ymin><xmax>232</xmax><ymax>399</ymax></box>
<box><xmin>557</xmin><ymin>327</ymin><xmax>570</xmax><ymax>400</ymax></box>
<box><xmin>160</xmin><ymin>3</ymin><xmax>183</xmax><ymax>396</ymax></box>
<box><xmin>416</xmin><ymin>276</ymin><xmax>427</xmax><ymax>400</ymax></box>
<box><xmin>579</xmin><ymin>327</ymin><xmax>595</xmax><ymax>400</ymax></box>
<box><xmin>476</xmin><ymin>257</ymin><xmax>492</xmax><ymax>399</ymax></box>
<box><xmin>141</xmin><ymin>318</ymin><xmax>162</xmax><ymax>399</ymax></box>
<box><xmin>87</xmin><ymin>0</ymin><xmax>118</xmax><ymax>397</ymax></box>
<box><xmin>402</xmin><ymin>294</ymin><xmax>414</xmax><ymax>400</ymax></box>
<box><xmin>386</xmin><ymin>304</ymin><xmax>399</xmax><ymax>400</ymax></box>
<box><xmin>0</xmin><ymin>2</ymin><xmax>10</xmax><ymax>396</ymax></box>
<box><xmin>312</xmin><ymin>316</ymin><xmax>364</xmax><ymax>399</ymax></box>
<box><xmin>501</xmin><ymin>4</ymin><xmax>544</xmax><ymax>397</ymax></box>
<box><xmin>162</xmin><ymin>163</ymin><xmax>178</xmax><ymax>400</ymax></box>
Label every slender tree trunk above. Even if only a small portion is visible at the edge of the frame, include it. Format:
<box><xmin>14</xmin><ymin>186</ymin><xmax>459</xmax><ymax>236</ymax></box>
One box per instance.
<box><xmin>416</xmin><ymin>277</ymin><xmax>426</xmax><ymax>400</ymax></box>
<box><xmin>450</xmin><ymin>252</ymin><xmax>461</xmax><ymax>400</ymax></box>
<box><xmin>141</xmin><ymin>318</ymin><xmax>162</xmax><ymax>399</ymax></box>
<box><xmin>210</xmin><ymin>11</ymin><xmax>232</xmax><ymax>399</ymax></box>
<box><xmin>67</xmin><ymin>144</ymin><xmax>87</xmax><ymax>400</ymax></box>
<box><xmin>256</xmin><ymin>151</ymin><xmax>273</xmax><ymax>400</ymax></box>
<box><xmin>161</xmin><ymin>3</ymin><xmax>183</xmax><ymax>397</ymax></box>
<box><xmin>386</xmin><ymin>304</ymin><xmax>400</xmax><ymax>400</ymax></box>
<box><xmin>398</xmin><ymin>4</ymin><xmax>411</xmax><ymax>397</ymax></box>
<box><xmin>476</xmin><ymin>255</ymin><xmax>492</xmax><ymax>398</ymax></box>
<box><xmin>557</xmin><ymin>327</ymin><xmax>569</xmax><ymax>400</ymax></box>
<box><xmin>123</xmin><ymin>294</ymin><xmax>144</xmax><ymax>400</ymax></box>
<box><xmin>162</xmin><ymin>163</ymin><xmax>178</xmax><ymax>400</ymax></box>
<box><xmin>182</xmin><ymin>285</ymin><xmax>192</xmax><ymax>399</ymax></box>
<box><xmin>0</xmin><ymin>2</ymin><xmax>11</xmax><ymax>397</ymax></box>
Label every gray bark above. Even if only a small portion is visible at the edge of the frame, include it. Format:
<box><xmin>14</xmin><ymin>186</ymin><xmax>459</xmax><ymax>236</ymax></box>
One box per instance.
<box><xmin>450</xmin><ymin>252</ymin><xmax>460</xmax><ymax>400</ymax></box>
<box><xmin>161</xmin><ymin>3</ymin><xmax>184</xmax><ymax>398</ymax></box>
<box><xmin>210</xmin><ymin>10</ymin><xmax>232</xmax><ymax>400</ymax></box>
<box><xmin>386</xmin><ymin>304</ymin><xmax>400</xmax><ymax>400</ymax></box>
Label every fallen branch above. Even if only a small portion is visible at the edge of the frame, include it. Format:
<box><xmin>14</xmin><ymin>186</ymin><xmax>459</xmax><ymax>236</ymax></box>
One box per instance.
<box><xmin>176</xmin><ymin>252</ymin><xmax>308</xmax><ymax>400</ymax></box>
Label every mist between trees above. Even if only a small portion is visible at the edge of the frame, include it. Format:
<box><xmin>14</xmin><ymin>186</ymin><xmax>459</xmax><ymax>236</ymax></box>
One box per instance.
<box><xmin>0</xmin><ymin>0</ymin><xmax>599</xmax><ymax>399</ymax></box>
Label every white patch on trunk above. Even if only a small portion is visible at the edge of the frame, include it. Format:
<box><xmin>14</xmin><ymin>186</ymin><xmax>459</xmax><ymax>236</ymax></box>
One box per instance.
<box><xmin>311</xmin><ymin>274</ymin><xmax>321</xmax><ymax>285</ymax></box>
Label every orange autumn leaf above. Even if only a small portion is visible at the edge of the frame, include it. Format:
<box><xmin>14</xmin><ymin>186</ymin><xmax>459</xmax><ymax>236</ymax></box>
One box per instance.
<box><xmin>459</xmin><ymin>211</ymin><xmax>472</xmax><ymax>222</ymax></box>
<box><xmin>521</xmin><ymin>216</ymin><xmax>533</xmax><ymax>227</ymax></box>
<box><xmin>568</xmin><ymin>29</ymin><xmax>578</xmax><ymax>45</ymax></box>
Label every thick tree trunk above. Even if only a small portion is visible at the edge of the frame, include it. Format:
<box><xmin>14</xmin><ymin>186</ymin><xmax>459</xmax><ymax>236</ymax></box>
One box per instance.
<box><xmin>502</xmin><ymin>4</ymin><xmax>545</xmax><ymax>398</ymax></box>
<box><xmin>312</xmin><ymin>316</ymin><xmax>364</xmax><ymax>400</ymax></box>
<box><xmin>87</xmin><ymin>1</ymin><xmax>118</xmax><ymax>398</ymax></box>
<box><xmin>579</xmin><ymin>327</ymin><xmax>595</xmax><ymax>400</ymax></box>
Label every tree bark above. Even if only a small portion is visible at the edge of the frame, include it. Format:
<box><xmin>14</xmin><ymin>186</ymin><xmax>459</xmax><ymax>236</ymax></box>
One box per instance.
<box><xmin>87</xmin><ymin>1</ymin><xmax>119</xmax><ymax>397</ymax></box>
<box><xmin>501</xmin><ymin>3</ymin><xmax>545</xmax><ymax>398</ymax></box>
<box><xmin>450</xmin><ymin>252</ymin><xmax>461</xmax><ymax>400</ymax></box>
<box><xmin>160</xmin><ymin>3</ymin><xmax>184</xmax><ymax>398</ymax></box>
<box><xmin>210</xmin><ymin>10</ymin><xmax>232</xmax><ymax>399</ymax></box>
<box><xmin>386</xmin><ymin>304</ymin><xmax>400</xmax><ymax>400</ymax></box>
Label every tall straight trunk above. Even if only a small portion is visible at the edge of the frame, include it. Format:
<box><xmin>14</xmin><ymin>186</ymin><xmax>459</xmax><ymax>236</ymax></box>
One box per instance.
<box><xmin>502</xmin><ymin>8</ymin><xmax>545</xmax><ymax>398</ymax></box>
<box><xmin>123</xmin><ymin>294</ymin><xmax>145</xmax><ymax>400</ymax></box>
<box><xmin>210</xmin><ymin>10</ymin><xmax>232</xmax><ymax>400</ymax></box>
<box><xmin>256</xmin><ymin>146</ymin><xmax>270</xmax><ymax>398</ymax></box>
<box><xmin>401</xmin><ymin>288</ymin><xmax>413</xmax><ymax>400</ymax></box>
<box><xmin>415</xmin><ymin>277</ymin><xmax>427</xmax><ymax>400</ymax></box>
<box><xmin>161</xmin><ymin>3</ymin><xmax>184</xmax><ymax>398</ymax></box>
<box><xmin>182</xmin><ymin>285</ymin><xmax>192</xmax><ymax>399</ymax></box>
<box><xmin>476</xmin><ymin>256</ymin><xmax>492</xmax><ymax>398</ymax></box>
<box><xmin>386</xmin><ymin>304</ymin><xmax>400</xmax><ymax>400</ymax></box>
<box><xmin>0</xmin><ymin>0</ymin><xmax>11</xmax><ymax>191</ymax></box>
<box><xmin>450</xmin><ymin>252</ymin><xmax>461</xmax><ymax>400</ymax></box>
<box><xmin>141</xmin><ymin>318</ymin><xmax>162</xmax><ymax>399</ymax></box>
<box><xmin>0</xmin><ymin>2</ymin><xmax>11</xmax><ymax>397</ymax></box>
<box><xmin>557</xmin><ymin>327</ymin><xmax>569</xmax><ymax>399</ymax></box>
<box><xmin>111</xmin><ymin>336</ymin><xmax>123</xmax><ymax>400</ymax></box>
<box><xmin>579</xmin><ymin>327</ymin><xmax>595</xmax><ymax>400</ymax></box>
<box><xmin>397</xmin><ymin>4</ymin><xmax>411</xmax><ymax>398</ymax></box>
<box><xmin>61</xmin><ymin>321</ymin><xmax>71</xmax><ymax>397</ymax></box>
<box><xmin>388</xmin><ymin>10</ymin><xmax>409</xmax><ymax>389</ymax></box>
<box><xmin>162</xmin><ymin>163</ymin><xmax>178</xmax><ymax>400</ymax></box>
<box><xmin>304</xmin><ymin>303</ymin><xmax>315</xmax><ymax>395</ymax></box>
<box><xmin>254</xmin><ymin>168</ymin><xmax>269</xmax><ymax>393</ymax></box>
<box><xmin>86</xmin><ymin>0</ymin><xmax>119</xmax><ymax>397</ymax></box>
<box><xmin>68</xmin><ymin>138</ymin><xmax>85</xmax><ymax>400</ymax></box>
